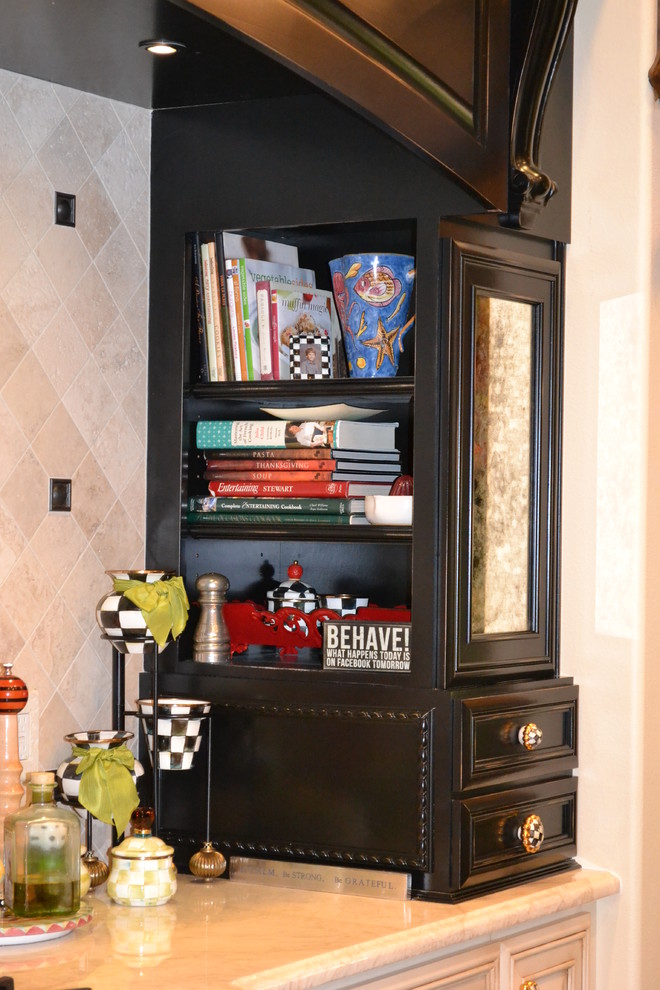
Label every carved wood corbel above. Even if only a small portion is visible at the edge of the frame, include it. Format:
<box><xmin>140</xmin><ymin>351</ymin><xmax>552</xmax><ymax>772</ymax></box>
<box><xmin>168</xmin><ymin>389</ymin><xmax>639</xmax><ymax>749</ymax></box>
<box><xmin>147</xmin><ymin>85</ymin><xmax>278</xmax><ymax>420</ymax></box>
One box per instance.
<box><xmin>503</xmin><ymin>0</ymin><xmax>579</xmax><ymax>230</ymax></box>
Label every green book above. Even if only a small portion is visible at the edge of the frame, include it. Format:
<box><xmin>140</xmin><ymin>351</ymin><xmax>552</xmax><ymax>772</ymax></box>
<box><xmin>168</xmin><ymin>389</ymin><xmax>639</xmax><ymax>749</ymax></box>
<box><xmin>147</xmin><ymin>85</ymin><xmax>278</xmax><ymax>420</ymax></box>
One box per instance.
<box><xmin>188</xmin><ymin>496</ymin><xmax>366</xmax><ymax>515</ymax></box>
<box><xmin>187</xmin><ymin>511</ymin><xmax>369</xmax><ymax>525</ymax></box>
<box><xmin>238</xmin><ymin>258</ymin><xmax>255</xmax><ymax>380</ymax></box>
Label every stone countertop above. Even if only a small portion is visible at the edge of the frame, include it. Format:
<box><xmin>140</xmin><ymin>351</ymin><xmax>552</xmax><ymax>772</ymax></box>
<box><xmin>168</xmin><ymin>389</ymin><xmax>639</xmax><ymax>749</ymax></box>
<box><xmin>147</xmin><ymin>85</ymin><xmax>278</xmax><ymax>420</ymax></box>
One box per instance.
<box><xmin>2</xmin><ymin>868</ymin><xmax>619</xmax><ymax>990</ymax></box>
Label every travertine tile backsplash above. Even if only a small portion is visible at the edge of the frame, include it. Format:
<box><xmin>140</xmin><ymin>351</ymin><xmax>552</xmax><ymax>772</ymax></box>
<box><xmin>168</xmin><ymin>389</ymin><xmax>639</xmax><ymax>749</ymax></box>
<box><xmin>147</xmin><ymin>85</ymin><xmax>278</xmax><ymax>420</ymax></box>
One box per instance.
<box><xmin>0</xmin><ymin>69</ymin><xmax>150</xmax><ymax>774</ymax></box>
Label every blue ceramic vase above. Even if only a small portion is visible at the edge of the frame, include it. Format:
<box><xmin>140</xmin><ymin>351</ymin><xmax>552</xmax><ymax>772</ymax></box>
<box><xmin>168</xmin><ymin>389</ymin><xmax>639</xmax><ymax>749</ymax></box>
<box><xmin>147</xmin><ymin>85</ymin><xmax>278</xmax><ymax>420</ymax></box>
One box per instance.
<box><xmin>329</xmin><ymin>253</ymin><xmax>415</xmax><ymax>377</ymax></box>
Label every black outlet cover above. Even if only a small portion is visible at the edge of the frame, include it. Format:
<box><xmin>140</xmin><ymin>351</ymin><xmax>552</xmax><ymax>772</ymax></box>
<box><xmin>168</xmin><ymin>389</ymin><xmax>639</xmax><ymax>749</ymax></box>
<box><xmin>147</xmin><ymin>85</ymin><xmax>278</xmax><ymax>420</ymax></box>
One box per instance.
<box><xmin>49</xmin><ymin>478</ymin><xmax>71</xmax><ymax>511</ymax></box>
<box><xmin>55</xmin><ymin>191</ymin><xmax>76</xmax><ymax>227</ymax></box>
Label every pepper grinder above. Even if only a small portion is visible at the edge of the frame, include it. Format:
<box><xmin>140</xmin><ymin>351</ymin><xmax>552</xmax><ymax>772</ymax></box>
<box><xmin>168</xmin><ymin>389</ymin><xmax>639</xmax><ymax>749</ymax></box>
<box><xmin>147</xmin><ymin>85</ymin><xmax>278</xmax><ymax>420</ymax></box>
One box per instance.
<box><xmin>0</xmin><ymin>661</ymin><xmax>28</xmax><ymax>860</ymax></box>
<box><xmin>193</xmin><ymin>572</ymin><xmax>231</xmax><ymax>664</ymax></box>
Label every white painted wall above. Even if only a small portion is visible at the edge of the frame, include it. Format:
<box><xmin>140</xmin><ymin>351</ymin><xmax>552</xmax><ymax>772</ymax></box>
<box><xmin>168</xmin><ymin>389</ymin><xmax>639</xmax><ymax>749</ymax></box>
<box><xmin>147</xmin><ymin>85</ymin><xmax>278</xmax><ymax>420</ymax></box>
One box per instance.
<box><xmin>564</xmin><ymin>0</ymin><xmax>658</xmax><ymax>984</ymax></box>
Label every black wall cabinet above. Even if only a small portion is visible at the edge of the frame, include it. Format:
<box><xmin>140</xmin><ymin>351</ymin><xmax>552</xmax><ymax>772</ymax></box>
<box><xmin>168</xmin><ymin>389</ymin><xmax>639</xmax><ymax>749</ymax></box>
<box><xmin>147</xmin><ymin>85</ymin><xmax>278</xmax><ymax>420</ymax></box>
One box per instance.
<box><xmin>145</xmin><ymin>78</ymin><xmax>577</xmax><ymax>899</ymax></box>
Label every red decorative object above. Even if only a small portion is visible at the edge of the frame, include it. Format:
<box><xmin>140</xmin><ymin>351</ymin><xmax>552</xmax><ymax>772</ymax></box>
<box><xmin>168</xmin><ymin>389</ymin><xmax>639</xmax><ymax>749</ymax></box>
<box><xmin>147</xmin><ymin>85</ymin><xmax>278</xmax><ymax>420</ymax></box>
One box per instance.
<box><xmin>390</xmin><ymin>474</ymin><xmax>413</xmax><ymax>495</ymax></box>
<box><xmin>223</xmin><ymin>602</ymin><xmax>411</xmax><ymax>661</ymax></box>
<box><xmin>287</xmin><ymin>561</ymin><xmax>303</xmax><ymax>581</ymax></box>
<box><xmin>0</xmin><ymin>662</ymin><xmax>28</xmax><ymax>713</ymax></box>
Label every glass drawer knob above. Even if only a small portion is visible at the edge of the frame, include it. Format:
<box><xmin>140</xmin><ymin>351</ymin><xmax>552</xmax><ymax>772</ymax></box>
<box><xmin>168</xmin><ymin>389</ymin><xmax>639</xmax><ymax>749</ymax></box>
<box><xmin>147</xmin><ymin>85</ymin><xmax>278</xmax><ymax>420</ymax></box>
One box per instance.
<box><xmin>518</xmin><ymin>813</ymin><xmax>544</xmax><ymax>854</ymax></box>
<box><xmin>518</xmin><ymin>722</ymin><xmax>543</xmax><ymax>750</ymax></box>
<box><xmin>521</xmin><ymin>982</ymin><xmax>540</xmax><ymax>990</ymax></box>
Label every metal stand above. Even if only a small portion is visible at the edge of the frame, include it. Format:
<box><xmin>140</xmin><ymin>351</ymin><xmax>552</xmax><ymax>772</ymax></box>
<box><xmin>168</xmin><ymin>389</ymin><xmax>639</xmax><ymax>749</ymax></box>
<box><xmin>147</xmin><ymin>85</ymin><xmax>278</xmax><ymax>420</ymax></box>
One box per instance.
<box><xmin>111</xmin><ymin>640</ymin><xmax>160</xmax><ymax>836</ymax></box>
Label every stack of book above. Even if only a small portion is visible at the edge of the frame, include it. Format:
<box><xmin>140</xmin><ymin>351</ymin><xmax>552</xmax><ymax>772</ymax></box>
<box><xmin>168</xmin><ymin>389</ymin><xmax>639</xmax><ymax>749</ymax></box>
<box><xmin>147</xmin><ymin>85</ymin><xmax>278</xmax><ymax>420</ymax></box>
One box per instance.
<box><xmin>187</xmin><ymin>418</ymin><xmax>402</xmax><ymax>526</ymax></box>
<box><xmin>191</xmin><ymin>230</ymin><xmax>344</xmax><ymax>383</ymax></box>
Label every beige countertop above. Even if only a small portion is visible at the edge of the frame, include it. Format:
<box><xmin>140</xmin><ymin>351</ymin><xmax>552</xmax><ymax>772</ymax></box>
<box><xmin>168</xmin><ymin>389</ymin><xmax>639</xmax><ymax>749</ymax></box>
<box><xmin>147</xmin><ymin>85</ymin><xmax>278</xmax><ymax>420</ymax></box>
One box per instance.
<box><xmin>1</xmin><ymin>868</ymin><xmax>619</xmax><ymax>990</ymax></box>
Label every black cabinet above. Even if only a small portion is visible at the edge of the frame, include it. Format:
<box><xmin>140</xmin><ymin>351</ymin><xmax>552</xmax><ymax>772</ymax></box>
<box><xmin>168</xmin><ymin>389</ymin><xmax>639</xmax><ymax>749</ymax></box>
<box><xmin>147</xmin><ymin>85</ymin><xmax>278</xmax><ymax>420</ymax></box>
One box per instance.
<box><xmin>0</xmin><ymin>0</ymin><xmax>579</xmax><ymax>902</ymax></box>
<box><xmin>143</xmin><ymin>12</ymin><xmax>577</xmax><ymax>901</ymax></box>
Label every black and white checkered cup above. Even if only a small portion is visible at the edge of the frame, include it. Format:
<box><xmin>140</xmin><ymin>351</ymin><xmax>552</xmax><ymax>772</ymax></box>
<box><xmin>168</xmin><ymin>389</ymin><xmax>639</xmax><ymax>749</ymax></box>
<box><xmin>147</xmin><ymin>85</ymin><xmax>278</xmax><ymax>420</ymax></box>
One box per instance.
<box><xmin>136</xmin><ymin>698</ymin><xmax>211</xmax><ymax>771</ymax></box>
<box><xmin>317</xmin><ymin>594</ymin><xmax>369</xmax><ymax>616</ymax></box>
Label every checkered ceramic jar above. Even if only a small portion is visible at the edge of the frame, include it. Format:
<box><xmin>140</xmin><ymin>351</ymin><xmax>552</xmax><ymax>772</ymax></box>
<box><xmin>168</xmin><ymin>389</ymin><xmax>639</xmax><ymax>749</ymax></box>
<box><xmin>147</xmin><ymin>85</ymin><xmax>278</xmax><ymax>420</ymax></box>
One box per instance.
<box><xmin>95</xmin><ymin>570</ymin><xmax>174</xmax><ymax>654</ymax></box>
<box><xmin>266</xmin><ymin>560</ymin><xmax>318</xmax><ymax>614</ymax></box>
<box><xmin>55</xmin><ymin>730</ymin><xmax>144</xmax><ymax>808</ymax></box>
<box><xmin>107</xmin><ymin>835</ymin><xmax>177</xmax><ymax>907</ymax></box>
<box><xmin>136</xmin><ymin>698</ymin><xmax>211</xmax><ymax>771</ymax></box>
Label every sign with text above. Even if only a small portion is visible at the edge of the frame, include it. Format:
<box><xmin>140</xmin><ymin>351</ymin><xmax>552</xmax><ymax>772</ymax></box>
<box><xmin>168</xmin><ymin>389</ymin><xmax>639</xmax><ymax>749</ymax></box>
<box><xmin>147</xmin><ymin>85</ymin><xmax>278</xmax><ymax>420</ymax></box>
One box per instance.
<box><xmin>230</xmin><ymin>856</ymin><xmax>411</xmax><ymax>900</ymax></box>
<box><xmin>322</xmin><ymin>620</ymin><xmax>411</xmax><ymax>672</ymax></box>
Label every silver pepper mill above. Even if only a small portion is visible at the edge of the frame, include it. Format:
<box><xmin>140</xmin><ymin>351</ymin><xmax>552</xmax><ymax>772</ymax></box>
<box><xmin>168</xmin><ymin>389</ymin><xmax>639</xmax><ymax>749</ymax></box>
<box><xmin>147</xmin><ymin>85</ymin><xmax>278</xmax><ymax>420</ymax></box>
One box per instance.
<box><xmin>193</xmin><ymin>572</ymin><xmax>231</xmax><ymax>664</ymax></box>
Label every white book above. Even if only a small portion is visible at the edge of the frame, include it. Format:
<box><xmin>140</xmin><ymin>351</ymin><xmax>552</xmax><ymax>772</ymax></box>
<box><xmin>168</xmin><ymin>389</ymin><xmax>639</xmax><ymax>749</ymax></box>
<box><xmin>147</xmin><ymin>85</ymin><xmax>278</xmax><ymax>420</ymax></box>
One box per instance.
<box><xmin>221</xmin><ymin>231</ymin><xmax>299</xmax><ymax>266</ymax></box>
<box><xmin>199</xmin><ymin>242</ymin><xmax>218</xmax><ymax>382</ymax></box>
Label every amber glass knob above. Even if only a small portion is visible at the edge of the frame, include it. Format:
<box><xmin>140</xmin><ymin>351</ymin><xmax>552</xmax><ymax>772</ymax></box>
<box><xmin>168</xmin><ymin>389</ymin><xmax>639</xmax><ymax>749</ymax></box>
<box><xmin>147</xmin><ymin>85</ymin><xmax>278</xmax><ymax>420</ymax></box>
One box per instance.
<box><xmin>518</xmin><ymin>722</ymin><xmax>543</xmax><ymax>750</ymax></box>
<box><xmin>130</xmin><ymin>805</ymin><xmax>155</xmax><ymax>836</ymax></box>
<box><xmin>518</xmin><ymin>813</ymin><xmax>544</xmax><ymax>854</ymax></box>
<box><xmin>520</xmin><ymin>982</ymin><xmax>540</xmax><ymax>990</ymax></box>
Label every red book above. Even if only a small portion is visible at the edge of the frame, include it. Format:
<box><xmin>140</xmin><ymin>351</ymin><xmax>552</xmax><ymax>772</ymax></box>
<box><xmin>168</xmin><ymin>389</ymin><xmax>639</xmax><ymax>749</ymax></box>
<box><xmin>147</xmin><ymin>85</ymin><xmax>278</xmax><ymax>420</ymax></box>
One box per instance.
<box><xmin>207</xmin><ymin>479</ymin><xmax>393</xmax><ymax>498</ymax></box>
<box><xmin>204</xmin><ymin>470</ymin><xmax>335</xmax><ymax>482</ymax></box>
<box><xmin>205</xmin><ymin>457</ymin><xmax>340</xmax><ymax>471</ymax></box>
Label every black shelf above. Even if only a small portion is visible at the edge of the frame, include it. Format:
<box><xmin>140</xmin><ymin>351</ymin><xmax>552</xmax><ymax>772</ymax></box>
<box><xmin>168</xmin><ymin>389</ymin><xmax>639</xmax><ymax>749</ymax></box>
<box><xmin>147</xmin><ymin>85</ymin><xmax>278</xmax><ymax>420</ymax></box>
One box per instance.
<box><xmin>183</xmin><ymin>522</ymin><xmax>411</xmax><ymax>542</ymax></box>
<box><xmin>185</xmin><ymin>377</ymin><xmax>414</xmax><ymax>401</ymax></box>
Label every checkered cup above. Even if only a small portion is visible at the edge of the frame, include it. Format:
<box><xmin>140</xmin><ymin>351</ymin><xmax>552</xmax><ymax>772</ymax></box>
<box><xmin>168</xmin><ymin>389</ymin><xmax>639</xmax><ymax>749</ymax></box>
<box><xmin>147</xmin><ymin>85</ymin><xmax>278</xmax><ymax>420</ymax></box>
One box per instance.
<box><xmin>136</xmin><ymin>698</ymin><xmax>211</xmax><ymax>771</ymax></box>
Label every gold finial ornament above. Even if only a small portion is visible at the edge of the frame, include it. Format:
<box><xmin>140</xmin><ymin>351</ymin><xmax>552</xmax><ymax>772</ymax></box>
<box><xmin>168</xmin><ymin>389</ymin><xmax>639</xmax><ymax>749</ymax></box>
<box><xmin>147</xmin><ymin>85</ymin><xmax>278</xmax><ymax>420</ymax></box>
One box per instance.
<box><xmin>84</xmin><ymin>851</ymin><xmax>110</xmax><ymax>888</ymax></box>
<box><xmin>518</xmin><ymin>813</ymin><xmax>544</xmax><ymax>854</ymax></box>
<box><xmin>520</xmin><ymin>982</ymin><xmax>540</xmax><ymax>990</ymax></box>
<box><xmin>518</xmin><ymin>722</ymin><xmax>543</xmax><ymax>750</ymax></box>
<box><xmin>189</xmin><ymin>841</ymin><xmax>227</xmax><ymax>881</ymax></box>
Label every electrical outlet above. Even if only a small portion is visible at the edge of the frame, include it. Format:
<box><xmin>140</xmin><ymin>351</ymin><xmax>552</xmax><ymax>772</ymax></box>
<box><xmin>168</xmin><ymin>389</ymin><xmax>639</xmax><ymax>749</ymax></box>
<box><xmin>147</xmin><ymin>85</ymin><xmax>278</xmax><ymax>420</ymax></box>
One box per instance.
<box><xmin>17</xmin><ymin>710</ymin><xmax>29</xmax><ymax>762</ymax></box>
<box><xmin>18</xmin><ymin>690</ymin><xmax>39</xmax><ymax>774</ymax></box>
<box><xmin>54</xmin><ymin>191</ymin><xmax>76</xmax><ymax>227</ymax></box>
<box><xmin>49</xmin><ymin>477</ymin><xmax>71</xmax><ymax>511</ymax></box>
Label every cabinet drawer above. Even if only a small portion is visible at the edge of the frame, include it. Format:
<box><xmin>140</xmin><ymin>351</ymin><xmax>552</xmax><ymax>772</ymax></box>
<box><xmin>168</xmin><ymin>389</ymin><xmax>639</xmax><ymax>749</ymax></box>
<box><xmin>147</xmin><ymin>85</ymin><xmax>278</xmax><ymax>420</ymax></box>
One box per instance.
<box><xmin>455</xmin><ymin>684</ymin><xmax>578</xmax><ymax>791</ymax></box>
<box><xmin>453</xmin><ymin>776</ymin><xmax>577</xmax><ymax>892</ymax></box>
<box><xmin>505</xmin><ymin>913</ymin><xmax>589</xmax><ymax>990</ymax></box>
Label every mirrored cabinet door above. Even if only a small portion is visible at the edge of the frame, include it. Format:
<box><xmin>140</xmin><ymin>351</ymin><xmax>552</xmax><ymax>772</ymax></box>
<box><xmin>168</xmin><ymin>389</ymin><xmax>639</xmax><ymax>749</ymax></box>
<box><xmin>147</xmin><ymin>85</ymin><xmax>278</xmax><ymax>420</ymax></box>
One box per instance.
<box><xmin>444</xmin><ymin>230</ymin><xmax>562</xmax><ymax>683</ymax></box>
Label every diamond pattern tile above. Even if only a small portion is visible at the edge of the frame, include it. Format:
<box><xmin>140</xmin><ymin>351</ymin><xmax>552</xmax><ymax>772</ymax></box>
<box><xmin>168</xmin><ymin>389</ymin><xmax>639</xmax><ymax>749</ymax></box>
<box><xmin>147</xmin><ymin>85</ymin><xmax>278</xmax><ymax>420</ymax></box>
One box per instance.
<box><xmin>0</xmin><ymin>69</ymin><xmax>150</xmax><ymax>773</ymax></box>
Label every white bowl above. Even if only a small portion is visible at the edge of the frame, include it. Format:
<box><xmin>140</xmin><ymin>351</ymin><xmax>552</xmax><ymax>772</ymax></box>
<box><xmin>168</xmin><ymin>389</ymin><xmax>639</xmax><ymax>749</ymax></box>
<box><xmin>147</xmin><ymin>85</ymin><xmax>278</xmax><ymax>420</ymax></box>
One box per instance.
<box><xmin>364</xmin><ymin>495</ymin><xmax>413</xmax><ymax>526</ymax></box>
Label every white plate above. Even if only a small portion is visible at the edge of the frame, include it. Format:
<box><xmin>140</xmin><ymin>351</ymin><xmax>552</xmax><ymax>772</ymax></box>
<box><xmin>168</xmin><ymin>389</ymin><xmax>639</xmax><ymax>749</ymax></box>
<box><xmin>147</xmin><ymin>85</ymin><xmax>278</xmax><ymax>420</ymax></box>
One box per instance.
<box><xmin>0</xmin><ymin>905</ymin><xmax>92</xmax><ymax>945</ymax></box>
<box><xmin>260</xmin><ymin>403</ymin><xmax>384</xmax><ymax>422</ymax></box>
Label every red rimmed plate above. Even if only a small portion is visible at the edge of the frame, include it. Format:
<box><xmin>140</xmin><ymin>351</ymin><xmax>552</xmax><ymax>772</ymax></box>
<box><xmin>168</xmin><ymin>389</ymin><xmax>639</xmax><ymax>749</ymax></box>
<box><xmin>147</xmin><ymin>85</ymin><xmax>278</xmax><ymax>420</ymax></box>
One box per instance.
<box><xmin>0</xmin><ymin>904</ymin><xmax>92</xmax><ymax>945</ymax></box>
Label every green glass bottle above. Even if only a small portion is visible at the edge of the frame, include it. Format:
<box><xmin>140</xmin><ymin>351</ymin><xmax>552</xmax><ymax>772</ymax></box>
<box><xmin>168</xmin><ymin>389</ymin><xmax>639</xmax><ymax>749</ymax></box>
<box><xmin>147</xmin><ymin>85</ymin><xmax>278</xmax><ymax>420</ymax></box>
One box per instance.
<box><xmin>4</xmin><ymin>770</ymin><xmax>81</xmax><ymax>917</ymax></box>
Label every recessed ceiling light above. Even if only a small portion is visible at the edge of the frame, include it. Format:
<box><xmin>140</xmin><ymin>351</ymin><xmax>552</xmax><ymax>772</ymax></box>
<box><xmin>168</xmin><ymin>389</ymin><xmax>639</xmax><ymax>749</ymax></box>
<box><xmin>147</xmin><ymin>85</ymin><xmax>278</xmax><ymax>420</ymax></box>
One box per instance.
<box><xmin>139</xmin><ymin>39</ymin><xmax>185</xmax><ymax>56</ymax></box>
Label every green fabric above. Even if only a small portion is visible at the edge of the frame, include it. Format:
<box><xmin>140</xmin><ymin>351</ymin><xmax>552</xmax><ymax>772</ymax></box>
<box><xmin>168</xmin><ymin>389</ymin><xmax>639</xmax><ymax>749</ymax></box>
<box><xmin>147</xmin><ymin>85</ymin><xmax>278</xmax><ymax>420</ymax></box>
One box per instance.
<box><xmin>113</xmin><ymin>576</ymin><xmax>190</xmax><ymax>647</ymax></box>
<box><xmin>74</xmin><ymin>744</ymin><xmax>139</xmax><ymax>836</ymax></box>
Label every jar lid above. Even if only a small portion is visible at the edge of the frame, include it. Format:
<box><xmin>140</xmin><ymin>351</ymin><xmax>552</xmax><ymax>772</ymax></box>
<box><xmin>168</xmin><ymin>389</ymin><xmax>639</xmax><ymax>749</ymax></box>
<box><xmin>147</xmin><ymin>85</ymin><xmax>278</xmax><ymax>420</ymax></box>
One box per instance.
<box><xmin>110</xmin><ymin>834</ymin><xmax>174</xmax><ymax>860</ymax></box>
<box><xmin>31</xmin><ymin>771</ymin><xmax>55</xmax><ymax>786</ymax></box>
<box><xmin>267</xmin><ymin>560</ymin><xmax>317</xmax><ymax>603</ymax></box>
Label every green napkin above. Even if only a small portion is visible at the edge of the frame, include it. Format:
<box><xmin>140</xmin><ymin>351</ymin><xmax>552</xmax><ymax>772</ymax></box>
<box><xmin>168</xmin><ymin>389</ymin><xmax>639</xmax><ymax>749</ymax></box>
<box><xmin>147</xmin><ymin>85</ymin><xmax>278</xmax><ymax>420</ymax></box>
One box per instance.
<box><xmin>74</xmin><ymin>744</ymin><xmax>139</xmax><ymax>836</ymax></box>
<box><xmin>113</xmin><ymin>576</ymin><xmax>190</xmax><ymax>647</ymax></box>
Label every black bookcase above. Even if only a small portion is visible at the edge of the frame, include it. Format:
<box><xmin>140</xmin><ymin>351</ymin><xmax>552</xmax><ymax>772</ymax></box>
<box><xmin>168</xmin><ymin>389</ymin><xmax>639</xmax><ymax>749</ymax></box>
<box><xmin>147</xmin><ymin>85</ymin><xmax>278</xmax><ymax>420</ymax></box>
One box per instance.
<box><xmin>143</xmin><ymin>71</ymin><xmax>577</xmax><ymax>899</ymax></box>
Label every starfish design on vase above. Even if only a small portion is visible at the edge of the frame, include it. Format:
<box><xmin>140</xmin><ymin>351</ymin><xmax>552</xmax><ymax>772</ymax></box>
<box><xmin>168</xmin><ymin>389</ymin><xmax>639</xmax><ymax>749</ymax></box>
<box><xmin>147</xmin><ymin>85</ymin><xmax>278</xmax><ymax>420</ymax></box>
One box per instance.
<box><xmin>361</xmin><ymin>316</ymin><xmax>400</xmax><ymax>370</ymax></box>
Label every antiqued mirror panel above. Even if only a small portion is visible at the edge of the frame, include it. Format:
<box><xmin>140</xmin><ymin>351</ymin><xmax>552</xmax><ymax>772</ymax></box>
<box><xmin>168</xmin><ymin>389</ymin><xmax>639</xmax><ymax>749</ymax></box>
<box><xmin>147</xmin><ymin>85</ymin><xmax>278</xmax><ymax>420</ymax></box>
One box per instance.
<box><xmin>445</xmin><ymin>228</ymin><xmax>560</xmax><ymax>683</ymax></box>
<box><xmin>471</xmin><ymin>293</ymin><xmax>536</xmax><ymax>637</ymax></box>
